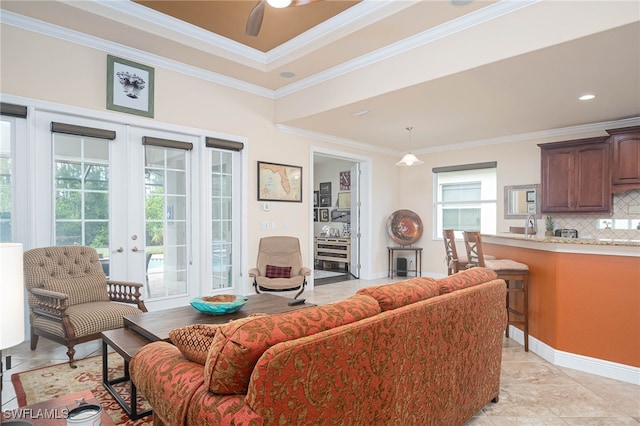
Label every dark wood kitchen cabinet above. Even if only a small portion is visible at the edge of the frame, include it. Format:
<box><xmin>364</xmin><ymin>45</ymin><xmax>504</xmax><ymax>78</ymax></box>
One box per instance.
<box><xmin>539</xmin><ymin>137</ymin><xmax>611</xmax><ymax>214</ymax></box>
<box><xmin>607</xmin><ymin>126</ymin><xmax>640</xmax><ymax>193</ymax></box>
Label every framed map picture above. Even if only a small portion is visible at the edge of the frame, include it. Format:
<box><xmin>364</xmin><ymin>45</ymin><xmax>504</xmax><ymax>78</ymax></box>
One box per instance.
<box><xmin>257</xmin><ymin>161</ymin><xmax>302</xmax><ymax>202</ymax></box>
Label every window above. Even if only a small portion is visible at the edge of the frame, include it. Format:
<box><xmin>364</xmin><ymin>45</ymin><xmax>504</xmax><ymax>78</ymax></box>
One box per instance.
<box><xmin>0</xmin><ymin>120</ymin><xmax>13</xmax><ymax>242</ymax></box>
<box><xmin>434</xmin><ymin>163</ymin><xmax>497</xmax><ymax>239</ymax></box>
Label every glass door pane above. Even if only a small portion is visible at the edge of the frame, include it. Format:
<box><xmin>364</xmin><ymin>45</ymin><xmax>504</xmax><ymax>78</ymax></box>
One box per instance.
<box><xmin>210</xmin><ymin>150</ymin><xmax>233</xmax><ymax>290</ymax></box>
<box><xmin>0</xmin><ymin>120</ymin><xmax>13</xmax><ymax>242</ymax></box>
<box><xmin>145</xmin><ymin>145</ymin><xmax>189</xmax><ymax>298</ymax></box>
<box><xmin>53</xmin><ymin>133</ymin><xmax>110</xmax><ymax>260</ymax></box>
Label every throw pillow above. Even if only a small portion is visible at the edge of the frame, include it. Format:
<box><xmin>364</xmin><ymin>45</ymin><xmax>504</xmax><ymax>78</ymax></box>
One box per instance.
<box><xmin>265</xmin><ymin>264</ymin><xmax>291</xmax><ymax>278</ymax></box>
<box><xmin>169</xmin><ymin>324</ymin><xmax>220</xmax><ymax>365</ymax></box>
<box><xmin>438</xmin><ymin>267</ymin><xmax>498</xmax><ymax>294</ymax></box>
<box><xmin>43</xmin><ymin>275</ymin><xmax>109</xmax><ymax>306</ymax></box>
<box><xmin>169</xmin><ymin>314</ymin><xmax>267</xmax><ymax>365</ymax></box>
<box><xmin>356</xmin><ymin>277</ymin><xmax>438</xmax><ymax>311</ymax></box>
<box><xmin>204</xmin><ymin>294</ymin><xmax>380</xmax><ymax>394</ymax></box>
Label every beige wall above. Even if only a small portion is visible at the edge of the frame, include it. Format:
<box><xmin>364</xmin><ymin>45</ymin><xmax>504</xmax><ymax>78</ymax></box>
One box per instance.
<box><xmin>3</xmin><ymin>24</ymin><xmax>635</xmax><ymax>282</ymax></box>
<box><xmin>401</xmin><ymin>126</ymin><xmax>620</xmax><ymax>275</ymax></box>
<box><xmin>0</xmin><ymin>24</ymin><xmax>402</xmax><ymax>283</ymax></box>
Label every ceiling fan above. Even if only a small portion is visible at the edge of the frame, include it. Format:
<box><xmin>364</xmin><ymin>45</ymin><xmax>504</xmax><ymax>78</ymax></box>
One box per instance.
<box><xmin>245</xmin><ymin>0</ymin><xmax>322</xmax><ymax>36</ymax></box>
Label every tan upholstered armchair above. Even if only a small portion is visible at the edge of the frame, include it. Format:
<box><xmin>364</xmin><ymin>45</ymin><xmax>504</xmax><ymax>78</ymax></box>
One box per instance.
<box><xmin>23</xmin><ymin>245</ymin><xmax>147</xmax><ymax>367</ymax></box>
<box><xmin>248</xmin><ymin>236</ymin><xmax>310</xmax><ymax>299</ymax></box>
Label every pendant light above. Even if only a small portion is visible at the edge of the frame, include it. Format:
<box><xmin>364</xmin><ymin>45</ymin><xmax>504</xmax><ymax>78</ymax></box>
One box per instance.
<box><xmin>396</xmin><ymin>127</ymin><xmax>424</xmax><ymax>166</ymax></box>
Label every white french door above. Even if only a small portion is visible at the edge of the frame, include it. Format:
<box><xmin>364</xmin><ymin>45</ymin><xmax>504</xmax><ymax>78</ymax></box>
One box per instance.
<box><xmin>127</xmin><ymin>126</ymin><xmax>196</xmax><ymax>301</ymax></box>
<box><xmin>32</xmin><ymin>112</ymin><xmax>197</xmax><ymax>306</ymax></box>
<box><xmin>350</xmin><ymin>162</ymin><xmax>360</xmax><ymax>278</ymax></box>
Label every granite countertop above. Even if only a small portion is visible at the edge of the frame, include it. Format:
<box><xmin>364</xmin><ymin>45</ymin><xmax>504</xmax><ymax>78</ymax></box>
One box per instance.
<box><xmin>487</xmin><ymin>233</ymin><xmax>640</xmax><ymax>247</ymax></box>
<box><xmin>482</xmin><ymin>233</ymin><xmax>640</xmax><ymax>257</ymax></box>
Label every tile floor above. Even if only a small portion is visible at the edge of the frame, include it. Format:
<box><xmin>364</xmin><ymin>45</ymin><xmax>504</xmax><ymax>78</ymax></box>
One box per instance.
<box><xmin>2</xmin><ymin>277</ymin><xmax>639</xmax><ymax>425</ymax></box>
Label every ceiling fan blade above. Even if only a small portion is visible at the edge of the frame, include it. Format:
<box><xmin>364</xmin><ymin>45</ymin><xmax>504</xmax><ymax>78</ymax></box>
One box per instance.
<box><xmin>245</xmin><ymin>1</ymin><xmax>266</xmax><ymax>36</ymax></box>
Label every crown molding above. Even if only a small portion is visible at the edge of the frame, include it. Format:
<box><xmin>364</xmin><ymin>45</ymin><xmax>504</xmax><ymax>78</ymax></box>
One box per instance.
<box><xmin>275</xmin><ymin>0</ymin><xmax>539</xmax><ymax>97</ymax></box>
<box><xmin>2</xmin><ymin>0</ymin><xmax>539</xmax><ymax>101</ymax></box>
<box><xmin>76</xmin><ymin>0</ymin><xmax>268</xmax><ymax>69</ymax></box>
<box><xmin>279</xmin><ymin>117</ymin><xmax>640</xmax><ymax>157</ymax></box>
<box><xmin>276</xmin><ymin>124</ymin><xmax>397</xmax><ymax>156</ymax></box>
<box><xmin>64</xmin><ymin>0</ymin><xmax>412</xmax><ymax>71</ymax></box>
<box><xmin>0</xmin><ymin>10</ymin><xmax>274</xmax><ymax>99</ymax></box>
<box><xmin>265</xmin><ymin>0</ymin><xmax>418</xmax><ymax>69</ymax></box>
<box><xmin>418</xmin><ymin>117</ymin><xmax>640</xmax><ymax>155</ymax></box>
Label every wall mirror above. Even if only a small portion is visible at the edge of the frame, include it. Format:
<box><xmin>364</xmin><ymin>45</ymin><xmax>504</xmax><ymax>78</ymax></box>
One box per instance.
<box><xmin>504</xmin><ymin>184</ymin><xmax>541</xmax><ymax>219</ymax></box>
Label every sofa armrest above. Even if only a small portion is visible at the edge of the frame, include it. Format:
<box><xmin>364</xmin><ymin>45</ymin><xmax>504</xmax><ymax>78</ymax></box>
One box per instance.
<box><xmin>130</xmin><ymin>341</ymin><xmax>261</xmax><ymax>425</ymax></box>
<box><xmin>130</xmin><ymin>342</ymin><xmax>205</xmax><ymax>426</ymax></box>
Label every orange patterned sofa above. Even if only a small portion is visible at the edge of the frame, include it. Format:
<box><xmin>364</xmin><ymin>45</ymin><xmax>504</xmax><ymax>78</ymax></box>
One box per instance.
<box><xmin>130</xmin><ymin>267</ymin><xmax>506</xmax><ymax>425</ymax></box>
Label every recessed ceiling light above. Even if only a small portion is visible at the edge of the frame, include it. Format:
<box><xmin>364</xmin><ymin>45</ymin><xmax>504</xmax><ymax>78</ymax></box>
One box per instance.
<box><xmin>353</xmin><ymin>109</ymin><xmax>373</xmax><ymax>116</ymax></box>
<box><xmin>280</xmin><ymin>71</ymin><xmax>295</xmax><ymax>78</ymax></box>
<box><xmin>579</xmin><ymin>94</ymin><xmax>596</xmax><ymax>101</ymax></box>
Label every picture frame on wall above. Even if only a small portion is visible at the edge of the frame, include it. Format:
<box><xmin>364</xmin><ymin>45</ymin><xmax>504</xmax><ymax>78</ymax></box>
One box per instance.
<box><xmin>257</xmin><ymin>161</ymin><xmax>302</xmax><ymax>202</ymax></box>
<box><xmin>320</xmin><ymin>194</ymin><xmax>331</xmax><ymax>207</ymax></box>
<box><xmin>337</xmin><ymin>192</ymin><xmax>351</xmax><ymax>209</ymax></box>
<box><xmin>314</xmin><ymin>209</ymin><xmax>319</xmax><ymax>222</ymax></box>
<box><xmin>319</xmin><ymin>182</ymin><xmax>331</xmax><ymax>194</ymax></box>
<box><xmin>314</xmin><ymin>191</ymin><xmax>319</xmax><ymax>207</ymax></box>
<box><xmin>340</xmin><ymin>171</ymin><xmax>351</xmax><ymax>191</ymax></box>
<box><xmin>319</xmin><ymin>208</ymin><xmax>329</xmax><ymax>222</ymax></box>
<box><xmin>107</xmin><ymin>55</ymin><xmax>155</xmax><ymax>118</ymax></box>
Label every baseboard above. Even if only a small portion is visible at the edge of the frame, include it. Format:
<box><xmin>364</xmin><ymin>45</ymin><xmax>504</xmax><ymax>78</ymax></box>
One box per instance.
<box><xmin>507</xmin><ymin>325</ymin><xmax>640</xmax><ymax>385</ymax></box>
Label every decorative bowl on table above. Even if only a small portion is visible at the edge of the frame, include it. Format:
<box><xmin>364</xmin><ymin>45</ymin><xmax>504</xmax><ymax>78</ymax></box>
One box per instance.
<box><xmin>190</xmin><ymin>294</ymin><xmax>248</xmax><ymax>315</ymax></box>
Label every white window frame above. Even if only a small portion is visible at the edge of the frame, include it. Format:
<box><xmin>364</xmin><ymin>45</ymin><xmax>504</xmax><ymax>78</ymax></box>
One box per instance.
<box><xmin>433</xmin><ymin>163</ymin><xmax>497</xmax><ymax>240</ymax></box>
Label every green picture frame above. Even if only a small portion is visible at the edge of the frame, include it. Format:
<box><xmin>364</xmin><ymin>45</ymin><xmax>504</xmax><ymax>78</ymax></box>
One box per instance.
<box><xmin>107</xmin><ymin>55</ymin><xmax>155</xmax><ymax>118</ymax></box>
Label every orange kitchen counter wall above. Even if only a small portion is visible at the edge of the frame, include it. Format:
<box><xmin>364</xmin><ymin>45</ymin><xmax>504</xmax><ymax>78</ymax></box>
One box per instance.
<box><xmin>484</xmin><ymin>243</ymin><xmax>640</xmax><ymax>368</ymax></box>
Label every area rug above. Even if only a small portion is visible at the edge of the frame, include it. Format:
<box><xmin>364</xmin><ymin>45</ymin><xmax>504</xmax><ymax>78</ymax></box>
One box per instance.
<box><xmin>313</xmin><ymin>269</ymin><xmax>346</xmax><ymax>280</ymax></box>
<box><xmin>11</xmin><ymin>355</ymin><xmax>152</xmax><ymax>425</ymax></box>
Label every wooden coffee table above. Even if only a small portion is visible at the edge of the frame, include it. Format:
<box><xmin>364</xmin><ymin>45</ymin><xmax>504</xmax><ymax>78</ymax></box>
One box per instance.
<box><xmin>0</xmin><ymin>389</ymin><xmax>115</xmax><ymax>425</ymax></box>
<box><xmin>102</xmin><ymin>293</ymin><xmax>314</xmax><ymax>420</ymax></box>
<box><xmin>123</xmin><ymin>293</ymin><xmax>314</xmax><ymax>341</ymax></box>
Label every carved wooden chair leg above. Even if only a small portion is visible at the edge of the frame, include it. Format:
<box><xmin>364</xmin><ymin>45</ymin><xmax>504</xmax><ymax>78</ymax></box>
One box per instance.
<box><xmin>67</xmin><ymin>346</ymin><xmax>77</xmax><ymax>368</ymax></box>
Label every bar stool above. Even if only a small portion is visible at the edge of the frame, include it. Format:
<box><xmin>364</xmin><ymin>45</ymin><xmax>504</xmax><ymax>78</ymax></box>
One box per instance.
<box><xmin>443</xmin><ymin>229</ymin><xmax>496</xmax><ymax>275</ymax></box>
<box><xmin>443</xmin><ymin>229</ymin><xmax>463</xmax><ymax>275</ymax></box>
<box><xmin>463</xmin><ymin>231</ymin><xmax>530</xmax><ymax>351</ymax></box>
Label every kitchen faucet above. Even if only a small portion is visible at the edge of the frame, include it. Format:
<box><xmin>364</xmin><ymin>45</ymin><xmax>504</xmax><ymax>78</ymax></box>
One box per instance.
<box><xmin>525</xmin><ymin>214</ymin><xmax>537</xmax><ymax>237</ymax></box>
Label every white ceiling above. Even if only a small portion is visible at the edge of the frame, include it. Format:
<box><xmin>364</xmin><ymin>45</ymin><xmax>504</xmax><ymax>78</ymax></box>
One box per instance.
<box><xmin>2</xmin><ymin>0</ymin><xmax>639</xmax><ymax>154</ymax></box>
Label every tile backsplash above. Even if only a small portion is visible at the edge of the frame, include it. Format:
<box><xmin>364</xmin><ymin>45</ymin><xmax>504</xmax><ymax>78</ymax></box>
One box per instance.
<box><xmin>548</xmin><ymin>190</ymin><xmax>640</xmax><ymax>240</ymax></box>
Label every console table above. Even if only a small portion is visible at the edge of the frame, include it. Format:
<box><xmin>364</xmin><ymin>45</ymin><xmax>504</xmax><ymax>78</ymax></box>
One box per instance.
<box><xmin>315</xmin><ymin>237</ymin><xmax>350</xmax><ymax>272</ymax></box>
<box><xmin>387</xmin><ymin>246</ymin><xmax>422</xmax><ymax>278</ymax></box>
